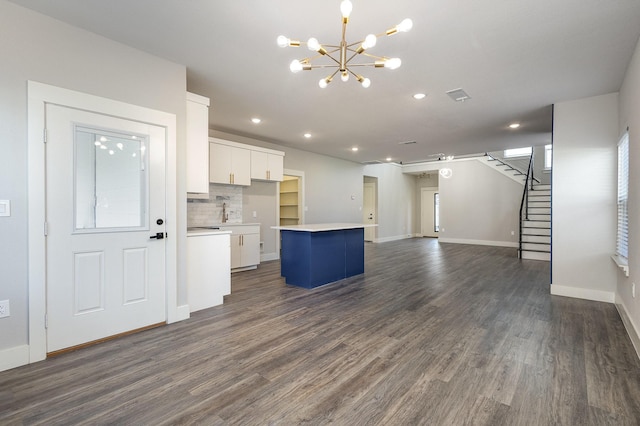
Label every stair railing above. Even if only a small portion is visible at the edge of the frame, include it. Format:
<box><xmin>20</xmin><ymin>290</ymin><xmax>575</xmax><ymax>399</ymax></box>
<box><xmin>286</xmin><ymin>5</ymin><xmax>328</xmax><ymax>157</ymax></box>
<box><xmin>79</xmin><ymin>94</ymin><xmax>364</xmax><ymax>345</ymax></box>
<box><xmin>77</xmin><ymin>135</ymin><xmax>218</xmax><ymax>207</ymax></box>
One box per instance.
<box><xmin>518</xmin><ymin>153</ymin><xmax>535</xmax><ymax>258</ymax></box>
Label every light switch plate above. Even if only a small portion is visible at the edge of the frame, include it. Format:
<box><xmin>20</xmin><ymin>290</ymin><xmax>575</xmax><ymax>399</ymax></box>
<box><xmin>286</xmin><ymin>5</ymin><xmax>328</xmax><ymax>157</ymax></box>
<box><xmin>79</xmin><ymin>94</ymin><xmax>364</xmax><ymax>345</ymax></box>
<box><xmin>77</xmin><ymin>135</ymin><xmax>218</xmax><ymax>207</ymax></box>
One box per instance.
<box><xmin>0</xmin><ymin>200</ymin><xmax>10</xmax><ymax>217</ymax></box>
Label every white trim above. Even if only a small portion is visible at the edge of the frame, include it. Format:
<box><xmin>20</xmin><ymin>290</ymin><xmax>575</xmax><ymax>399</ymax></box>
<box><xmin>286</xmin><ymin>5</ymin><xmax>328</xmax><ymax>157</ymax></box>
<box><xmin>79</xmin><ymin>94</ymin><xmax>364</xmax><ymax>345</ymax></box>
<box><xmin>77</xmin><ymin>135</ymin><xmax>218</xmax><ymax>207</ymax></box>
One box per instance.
<box><xmin>209</xmin><ymin>137</ymin><xmax>284</xmax><ymax>156</ymax></box>
<box><xmin>550</xmin><ymin>284</ymin><xmax>615</xmax><ymax>303</ymax></box>
<box><xmin>615</xmin><ymin>297</ymin><xmax>640</xmax><ymax>360</ymax></box>
<box><xmin>28</xmin><ymin>81</ymin><xmax>179</xmax><ymax>363</ymax></box>
<box><xmin>611</xmin><ymin>254</ymin><xmax>629</xmax><ymax>277</ymax></box>
<box><xmin>375</xmin><ymin>234</ymin><xmax>413</xmax><ymax>243</ymax></box>
<box><xmin>438</xmin><ymin>237</ymin><xmax>518</xmax><ymax>248</ymax></box>
<box><xmin>261</xmin><ymin>252</ymin><xmax>279</xmax><ymax>262</ymax></box>
<box><xmin>175</xmin><ymin>304</ymin><xmax>191</xmax><ymax>322</ymax></box>
<box><xmin>0</xmin><ymin>345</ymin><xmax>30</xmax><ymax>372</ymax></box>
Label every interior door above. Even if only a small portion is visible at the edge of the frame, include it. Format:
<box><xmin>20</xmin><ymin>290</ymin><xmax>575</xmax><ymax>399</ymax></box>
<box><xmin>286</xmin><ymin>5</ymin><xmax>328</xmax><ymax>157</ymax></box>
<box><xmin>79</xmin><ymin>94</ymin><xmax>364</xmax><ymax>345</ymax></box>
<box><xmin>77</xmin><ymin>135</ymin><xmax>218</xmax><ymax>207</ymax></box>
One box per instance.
<box><xmin>421</xmin><ymin>188</ymin><xmax>438</xmax><ymax>238</ymax></box>
<box><xmin>45</xmin><ymin>104</ymin><xmax>167</xmax><ymax>353</ymax></box>
<box><xmin>363</xmin><ymin>182</ymin><xmax>376</xmax><ymax>241</ymax></box>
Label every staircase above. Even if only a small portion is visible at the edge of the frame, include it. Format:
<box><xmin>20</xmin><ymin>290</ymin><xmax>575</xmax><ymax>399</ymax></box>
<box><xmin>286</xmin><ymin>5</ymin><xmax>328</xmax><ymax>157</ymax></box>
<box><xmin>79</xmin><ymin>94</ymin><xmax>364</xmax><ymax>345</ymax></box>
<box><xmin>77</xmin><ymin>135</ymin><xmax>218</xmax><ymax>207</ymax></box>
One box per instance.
<box><xmin>520</xmin><ymin>184</ymin><xmax>551</xmax><ymax>261</ymax></box>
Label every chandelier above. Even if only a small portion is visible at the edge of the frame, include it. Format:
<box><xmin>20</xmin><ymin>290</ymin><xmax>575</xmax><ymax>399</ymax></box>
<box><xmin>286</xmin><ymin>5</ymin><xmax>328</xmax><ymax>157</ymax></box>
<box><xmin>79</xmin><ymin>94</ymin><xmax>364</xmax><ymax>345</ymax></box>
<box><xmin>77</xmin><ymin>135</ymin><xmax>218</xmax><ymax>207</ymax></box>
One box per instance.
<box><xmin>277</xmin><ymin>0</ymin><xmax>412</xmax><ymax>89</ymax></box>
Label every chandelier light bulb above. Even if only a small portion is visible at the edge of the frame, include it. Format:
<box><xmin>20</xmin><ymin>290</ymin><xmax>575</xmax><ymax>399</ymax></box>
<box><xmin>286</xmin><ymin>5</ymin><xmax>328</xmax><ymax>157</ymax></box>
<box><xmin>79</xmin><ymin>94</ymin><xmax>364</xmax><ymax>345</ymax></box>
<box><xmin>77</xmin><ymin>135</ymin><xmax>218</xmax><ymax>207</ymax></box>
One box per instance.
<box><xmin>319</xmin><ymin>76</ymin><xmax>332</xmax><ymax>88</ymax></box>
<box><xmin>277</xmin><ymin>35</ymin><xmax>289</xmax><ymax>48</ymax></box>
<box><xmin>340</xmin><ymin>0</ymin><xmax>353</xmax><ymax>19</ymax></box>
<box><xmin>385</xmin><ymin>57</ymin><xmax>402</xmax><ymax>69</ymax></box>
<box><xmin>341</xmin><ymin>71</ymin><xmax>349</xmax><ymax>82</ymax></box>
<box><xmin>356</xmin><ymin>75</ymin><xmax>370</xmax><ymax>87</ymax></box>
<box><xmin>307</xmin><ymin>37</ymin><xmax>321</xmax><ymax>52</ymax></box>
<box><xmin>362</xmin><ymin>34</ymin><xmax>377</xmax><ymax>50</ymax></box>
<box><xmin>290</xmin><ymin>59</ymin><xmax>303</xmax><ymax>73</ymax></box>
<box><xmin>397</xmin><ymin>18</ymin><xmax>413</xmax><ymax>33</ymax></box>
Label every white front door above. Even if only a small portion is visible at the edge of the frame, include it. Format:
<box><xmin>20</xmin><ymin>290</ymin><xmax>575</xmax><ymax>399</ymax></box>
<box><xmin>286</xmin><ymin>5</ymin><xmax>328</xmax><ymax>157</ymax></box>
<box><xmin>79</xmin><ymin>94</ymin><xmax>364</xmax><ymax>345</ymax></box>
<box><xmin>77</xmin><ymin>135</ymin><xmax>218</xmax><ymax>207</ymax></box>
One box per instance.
<box><xmin>45</xmin><ymin>104</ymin><xmax>167</xmax><ymax>353</ymax></box>
<box><xmin>363</xmin><ymin>182</ymin><xmax>376</xmax><ymax>241</ymax></box>
<box><xmin>421</xmin><ymin>188</ymin><xmax>439</xmax><ymax>238</ymax></box>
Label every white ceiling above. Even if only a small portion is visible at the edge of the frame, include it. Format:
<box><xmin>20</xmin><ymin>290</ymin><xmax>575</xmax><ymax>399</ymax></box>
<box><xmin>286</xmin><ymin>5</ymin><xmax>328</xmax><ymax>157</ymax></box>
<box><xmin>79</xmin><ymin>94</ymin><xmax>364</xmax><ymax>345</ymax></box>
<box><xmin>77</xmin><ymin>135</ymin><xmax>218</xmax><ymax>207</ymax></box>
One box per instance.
<box><xmin>10</xmin><ymin>0</ymin><xmax>640</xmax><ymax>164</ymax></box>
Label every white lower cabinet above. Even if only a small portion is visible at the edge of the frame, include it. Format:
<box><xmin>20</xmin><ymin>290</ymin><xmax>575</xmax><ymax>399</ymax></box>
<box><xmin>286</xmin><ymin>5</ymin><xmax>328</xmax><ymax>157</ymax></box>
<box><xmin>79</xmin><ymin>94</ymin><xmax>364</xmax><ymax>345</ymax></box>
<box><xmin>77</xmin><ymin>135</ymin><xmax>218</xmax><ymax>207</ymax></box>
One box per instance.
<box><xmin>220</xmin><ymin>224</ymin><xmax>260</xmax><ymax>271</ymax></box>
<box><xmin>187</xmin><ymin>231</ymin><xmax>231</xmax><ymax>312</ymax></box>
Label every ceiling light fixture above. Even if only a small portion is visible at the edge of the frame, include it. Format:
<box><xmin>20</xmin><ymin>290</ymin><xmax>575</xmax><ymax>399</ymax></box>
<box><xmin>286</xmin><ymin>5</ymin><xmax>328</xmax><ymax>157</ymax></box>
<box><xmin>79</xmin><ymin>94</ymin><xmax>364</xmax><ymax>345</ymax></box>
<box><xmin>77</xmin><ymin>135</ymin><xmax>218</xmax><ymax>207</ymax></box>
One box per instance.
<box><xmin>413</xmin><ymin>93</ymin><xmax>426</xmax><ymax>100</ymax></box>
<box><xmin>351</xmin><ymin>147</ymin><xmax>359</xmax><ymax>152</ymax></box>
<box><xmin>304</xmin><ymin>133</ymin><xmax>312</xmax><ymax>138</ymax></box>
<box><xmin>251</xmin><ymin>118</ymin><xmax>262</xmax><ymax>124</ymax></box>
<box><xmin>509</xmin><ymin>123</ymin><xmax>520</xmax><ymax>129</ymax></box>
<box><xmin>278</xmin><ymin>0</ymin><xmax>412</xmax><ymax>89</ymax></box>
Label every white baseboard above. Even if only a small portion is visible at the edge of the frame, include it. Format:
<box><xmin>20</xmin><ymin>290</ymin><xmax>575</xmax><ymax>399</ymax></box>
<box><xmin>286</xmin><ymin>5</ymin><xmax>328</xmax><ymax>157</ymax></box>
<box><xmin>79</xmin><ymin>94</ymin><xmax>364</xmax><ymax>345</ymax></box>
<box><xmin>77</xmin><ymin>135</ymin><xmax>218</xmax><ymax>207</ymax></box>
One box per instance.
<box><xmin>615</xmin><ymin>297</ymin><xmax>640</xmax><ymax>360</ymax></box>
<box><xmin>550</xmin><ymin>284</ymin><xmax>615</xmax><ymax>303</ymax></box>
<box><xmin>172</xmin><ymin>304</ymin><xmax>191</xmax><ymax>323</ymax></box>
<box><xmin>375</xmin><ymin>234</ymin><xmax>414</xmax><ymax>243</ymax></box>
<box><xmin>438</xmin><ymin>237</ymin><xmax>518</xmax><ymax>248</ymax></box>
<box><xmin>261</xmin><ymin>252</ymin><xmax>279</xmax><ymax>262</ymax></box>
<box><xmin>0</xmin><ymin>344</ymin><xmax>30</xmax><ymax>372</ymax></box>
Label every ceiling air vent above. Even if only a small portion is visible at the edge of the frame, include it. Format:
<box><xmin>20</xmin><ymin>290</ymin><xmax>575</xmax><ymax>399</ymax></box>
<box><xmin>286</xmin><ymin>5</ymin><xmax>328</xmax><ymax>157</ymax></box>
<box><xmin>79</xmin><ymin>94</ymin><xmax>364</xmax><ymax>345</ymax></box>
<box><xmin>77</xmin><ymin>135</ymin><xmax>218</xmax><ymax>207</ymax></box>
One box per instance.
<box><xmin>446</xmin><ymin>88</ymin><xmax>471</xmax><ymax>102</ymax></box>
<box><xmin>398</xmin><ymin>140</ymin><xmax>417</xmax><ymax>145</ymax></box>
<box><xmin>362</xmin><ymin>160</ymin><xmax>383</xmax><ymax>165</ymax></box>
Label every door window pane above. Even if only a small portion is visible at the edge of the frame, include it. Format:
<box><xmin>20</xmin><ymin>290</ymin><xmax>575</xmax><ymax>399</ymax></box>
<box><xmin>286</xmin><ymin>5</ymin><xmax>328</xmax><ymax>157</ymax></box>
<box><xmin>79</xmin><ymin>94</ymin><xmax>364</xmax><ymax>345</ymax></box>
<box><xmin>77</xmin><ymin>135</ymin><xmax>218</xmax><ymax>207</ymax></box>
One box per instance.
<box><xmin>74</xmin><ymin>126</ymin><xmax>148</xmax><ymax>231</ymax></box>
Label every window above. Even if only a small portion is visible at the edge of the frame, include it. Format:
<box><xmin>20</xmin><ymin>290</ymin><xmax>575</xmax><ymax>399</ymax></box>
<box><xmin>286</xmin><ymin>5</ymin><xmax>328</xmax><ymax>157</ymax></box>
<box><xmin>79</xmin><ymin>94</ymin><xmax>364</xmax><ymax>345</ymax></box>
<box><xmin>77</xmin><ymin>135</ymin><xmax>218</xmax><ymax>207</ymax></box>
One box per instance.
<box><xmin>544</xmin><ymin>144</ymin><xmax>552</xmax><ymax>169</ymax></box>
<box><xmin>617</xmin><ymin>133</ymin><xmax>629</xmax><ymax>259</ymax></box>
<box><xmin>504</xmin><ymin>147</ymin><xmax>532</xmax><ymax>158</ymax></box>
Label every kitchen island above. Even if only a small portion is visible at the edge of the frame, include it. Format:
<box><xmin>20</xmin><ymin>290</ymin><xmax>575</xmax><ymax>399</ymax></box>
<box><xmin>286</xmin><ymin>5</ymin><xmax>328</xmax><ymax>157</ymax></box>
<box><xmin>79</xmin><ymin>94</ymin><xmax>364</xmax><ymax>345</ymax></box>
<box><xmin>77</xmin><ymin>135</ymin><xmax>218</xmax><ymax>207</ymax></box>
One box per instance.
<box><xmin>271</xmin><ymin>223</ymin><xmax>376</xmax><ymax>289</ymax></box>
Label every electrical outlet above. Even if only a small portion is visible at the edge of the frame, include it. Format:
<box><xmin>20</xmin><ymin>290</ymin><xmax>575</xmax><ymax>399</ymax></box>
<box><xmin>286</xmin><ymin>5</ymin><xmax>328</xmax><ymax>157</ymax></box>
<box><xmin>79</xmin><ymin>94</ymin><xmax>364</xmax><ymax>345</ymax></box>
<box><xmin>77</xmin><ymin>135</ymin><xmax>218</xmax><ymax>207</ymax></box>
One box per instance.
<box><xmin>0</xmin><ymin>300</ymin><xmax>9</xmax><ymax>318</ymax></box>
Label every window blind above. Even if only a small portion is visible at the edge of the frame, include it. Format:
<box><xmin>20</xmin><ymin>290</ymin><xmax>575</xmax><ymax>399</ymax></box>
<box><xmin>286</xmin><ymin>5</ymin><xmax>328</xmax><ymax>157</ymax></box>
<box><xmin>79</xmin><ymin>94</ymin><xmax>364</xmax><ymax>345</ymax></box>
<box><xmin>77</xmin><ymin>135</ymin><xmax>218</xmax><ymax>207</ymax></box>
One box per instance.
<box><xmin>617</xmin><ymin>133</ymin><xmax>629</xmax><ymax>259</ymax></box>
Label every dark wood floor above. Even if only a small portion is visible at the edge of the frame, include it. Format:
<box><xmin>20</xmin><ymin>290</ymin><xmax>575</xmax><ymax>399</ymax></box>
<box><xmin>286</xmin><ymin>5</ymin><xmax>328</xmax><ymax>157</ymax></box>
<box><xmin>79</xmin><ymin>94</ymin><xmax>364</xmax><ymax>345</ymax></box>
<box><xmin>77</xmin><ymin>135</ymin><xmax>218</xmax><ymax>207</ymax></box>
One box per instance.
<box><xmin>2</xmin><ymin>238</ymin><xmax>640</xmax><ymax>425</ymax></box>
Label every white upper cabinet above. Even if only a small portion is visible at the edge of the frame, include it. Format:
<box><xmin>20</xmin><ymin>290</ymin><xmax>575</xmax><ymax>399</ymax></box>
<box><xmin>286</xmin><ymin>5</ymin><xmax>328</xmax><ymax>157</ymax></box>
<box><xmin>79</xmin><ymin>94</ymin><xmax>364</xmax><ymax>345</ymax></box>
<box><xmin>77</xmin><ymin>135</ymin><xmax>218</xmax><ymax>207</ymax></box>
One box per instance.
<box><xmin>209</xmin><ymin>139</ymin><xmax>251</xmax><ymax>186</ymax></box>
<box><xmin>251</xmin><ymin>150</ymin><xmax>284</xmax><ymax>182</ymax></box>
<box><xmin>186</xmin><ymin>92</ymin><xmax>210</xmax><ymax>194</ymax></box>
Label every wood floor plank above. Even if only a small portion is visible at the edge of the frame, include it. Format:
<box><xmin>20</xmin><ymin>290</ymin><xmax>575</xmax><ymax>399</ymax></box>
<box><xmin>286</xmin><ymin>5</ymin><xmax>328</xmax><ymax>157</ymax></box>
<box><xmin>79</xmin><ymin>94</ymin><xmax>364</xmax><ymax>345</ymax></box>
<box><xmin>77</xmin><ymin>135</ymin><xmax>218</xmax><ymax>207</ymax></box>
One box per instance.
<box><xmin>2</xmin><ymin>238</ymin><xmax>640</xmax><ymax>425</ymax></box>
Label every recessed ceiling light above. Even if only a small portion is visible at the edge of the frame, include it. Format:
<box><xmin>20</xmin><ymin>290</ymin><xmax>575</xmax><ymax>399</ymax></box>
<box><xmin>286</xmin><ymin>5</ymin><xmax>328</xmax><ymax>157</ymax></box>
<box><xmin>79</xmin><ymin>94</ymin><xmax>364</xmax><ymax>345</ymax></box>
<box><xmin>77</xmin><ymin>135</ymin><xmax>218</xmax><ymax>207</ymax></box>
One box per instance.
<box><xmin>509</xmin><ymin>123</ymin><xmax>520</xmax><ymax>129</ymax></box>
<box><xmin>351</xmin><ymin>147</ymin><xmax>359</xmax><ymax>152</ymax></box>
<box><xmin>413</xmin><ymin>93</ymin><xmax>426</xmax><ymax>100</ymax></box>
<box><xmin>304</xmin><ymin>133</ymin><xmax>312</xmax><ymax>138</ymax></box>
<box><xmin>386</xmin><ymin>157</ymin><xmax>392</xmax><ymax>162</ymax></box>
<box><xmin>251</xmin><ymin>117</ymin><xmax>261</xmax><ymax>124</ymax></box>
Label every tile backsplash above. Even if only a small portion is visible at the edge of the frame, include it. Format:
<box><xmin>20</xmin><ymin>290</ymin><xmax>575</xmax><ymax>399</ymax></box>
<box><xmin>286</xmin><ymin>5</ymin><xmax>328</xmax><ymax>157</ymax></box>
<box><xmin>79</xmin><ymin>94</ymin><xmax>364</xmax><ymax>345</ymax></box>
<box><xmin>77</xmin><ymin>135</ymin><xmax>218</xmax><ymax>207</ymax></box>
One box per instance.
<box><xmin>188</xmin><ymin>184</ymin><xmax>243</xmax><ymax>226</ymax></box>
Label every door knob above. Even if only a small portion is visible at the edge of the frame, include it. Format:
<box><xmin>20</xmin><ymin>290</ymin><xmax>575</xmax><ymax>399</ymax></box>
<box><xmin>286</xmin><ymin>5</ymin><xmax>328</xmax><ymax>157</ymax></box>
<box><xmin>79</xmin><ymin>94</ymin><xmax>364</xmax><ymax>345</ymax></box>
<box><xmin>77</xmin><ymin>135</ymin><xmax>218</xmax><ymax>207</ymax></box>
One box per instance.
<box><xmin>150</xmin><ymin>232</ymin><xmax>166</xmax><ymax>240</ymax></box>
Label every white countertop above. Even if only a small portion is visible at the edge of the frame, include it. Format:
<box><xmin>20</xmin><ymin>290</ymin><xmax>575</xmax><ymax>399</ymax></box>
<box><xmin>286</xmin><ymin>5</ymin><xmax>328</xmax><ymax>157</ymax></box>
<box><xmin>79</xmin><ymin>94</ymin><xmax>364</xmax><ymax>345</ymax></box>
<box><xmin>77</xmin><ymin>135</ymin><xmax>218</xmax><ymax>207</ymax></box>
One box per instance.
<box><xmin>270</xmin><ymin>223</ymin><xmax>377</xmax><ymax>232</ymax></box>
<box><xmin>187</xmin><ymin>228</ymin><xmax>232</xmax><ymax>237</ymax></box>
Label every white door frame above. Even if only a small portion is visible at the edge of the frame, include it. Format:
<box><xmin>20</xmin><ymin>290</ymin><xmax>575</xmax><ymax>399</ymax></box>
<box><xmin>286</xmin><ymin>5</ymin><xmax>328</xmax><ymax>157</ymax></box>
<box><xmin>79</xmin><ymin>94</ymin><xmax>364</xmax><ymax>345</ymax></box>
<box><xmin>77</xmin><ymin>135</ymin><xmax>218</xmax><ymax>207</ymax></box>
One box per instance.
<box><xmin>363</xmin><ymin>180</ymin><xmax>377</xmax><ymax>242</ymax></box>
<box><xmin>27</xmin><ymin>81</ymin><xmax>179</xmax><ymax>363</ymax></box>
<box><xmin>420</xmin><ymin>187</ymin><xmax>439</xmax><ymax>238</ymax></box>
<box><xmin>275</xmin><ymin>169</ymin><xmax>305</xmax><ymax>257</ymax></box>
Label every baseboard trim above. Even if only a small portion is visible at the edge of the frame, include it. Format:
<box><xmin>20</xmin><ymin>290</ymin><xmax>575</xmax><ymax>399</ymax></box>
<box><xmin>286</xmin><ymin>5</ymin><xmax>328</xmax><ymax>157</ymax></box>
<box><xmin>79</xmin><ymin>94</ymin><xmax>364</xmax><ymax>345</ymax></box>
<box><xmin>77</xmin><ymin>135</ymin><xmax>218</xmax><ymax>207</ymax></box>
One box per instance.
<box><xmin>375</xmin><ymin>234</ymin><xmax>414</xmax><ymax>243</ymax></box>
<box><xmin>615</xmin><ymin>298</ymin><xmax>640</xmax><ymax>361</ymax></box>
<box><xmin>0</xmin><ymin>345</ymin><xmax>29</xmax><ymax>372</ymax></box>
<box><xmin>550</xmin><ymin>284</ymin><xmax>615</xmax><ymax>303</ymax></box>
<box><xmin>438</xmin><ymin>238</ymin><xmax>518</xmax><ymax>248</ymax></box>
<box><xmin>173</xmin><ymin>304</ymin><xmax>191</xmax><ymax>323</ymax></box>
<box><xmin>261</xmin><ymin>252</ymin><xmax>279</xmax><ymax>262</ymax></box>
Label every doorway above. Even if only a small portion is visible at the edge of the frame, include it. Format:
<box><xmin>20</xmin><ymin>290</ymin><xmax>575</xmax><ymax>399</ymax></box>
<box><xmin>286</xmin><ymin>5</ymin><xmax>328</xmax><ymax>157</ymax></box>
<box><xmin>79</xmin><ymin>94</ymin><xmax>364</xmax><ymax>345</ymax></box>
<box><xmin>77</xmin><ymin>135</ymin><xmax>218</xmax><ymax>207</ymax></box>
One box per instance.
<box><xmin>421</xmin><ymin>187</ymin><xmax>439</xmax><ymax>238</ymax></box>
<box><xmin>363</xmin><ymin>177</ymin><xmax>377</xmax><ymax>242</ymax></box>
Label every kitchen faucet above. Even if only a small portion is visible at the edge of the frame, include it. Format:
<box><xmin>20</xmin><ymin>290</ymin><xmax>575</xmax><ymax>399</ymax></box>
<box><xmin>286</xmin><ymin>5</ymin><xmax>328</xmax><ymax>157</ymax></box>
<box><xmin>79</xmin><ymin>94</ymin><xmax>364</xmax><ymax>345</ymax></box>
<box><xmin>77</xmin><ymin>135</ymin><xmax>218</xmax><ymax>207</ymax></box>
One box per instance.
<box><xmin>222</xmin><ymin>202</ymin><xmax>228</xmax><ymax>223</ymax></box>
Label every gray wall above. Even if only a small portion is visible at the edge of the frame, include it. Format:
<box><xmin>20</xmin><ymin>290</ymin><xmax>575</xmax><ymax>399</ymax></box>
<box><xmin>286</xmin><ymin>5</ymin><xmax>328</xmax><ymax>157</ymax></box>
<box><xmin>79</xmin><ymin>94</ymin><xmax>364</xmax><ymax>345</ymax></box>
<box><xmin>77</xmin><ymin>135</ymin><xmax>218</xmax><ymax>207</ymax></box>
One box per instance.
<box><xmin>438</xmin><ymin>160</ymin><xmax>521</xmax><ymax>245</ymax></box>
<box><xmin>552</xmin><ymin>93</ymin><xmax>618</xmax><ymax>298</ymax></box>
<box><xmin>0</xmin><ymin>1</ymin><xmax>187</xmax><ymax>355</ymax></box>
<box><xmin>617</xmin><ymin>37</ymin><xmax>640</xmax><ymax>342</ymax></box>
<box><xmin>363</xmin><ymin>163</ymin><xmax>417</xmax><ymax>241</ymax></box>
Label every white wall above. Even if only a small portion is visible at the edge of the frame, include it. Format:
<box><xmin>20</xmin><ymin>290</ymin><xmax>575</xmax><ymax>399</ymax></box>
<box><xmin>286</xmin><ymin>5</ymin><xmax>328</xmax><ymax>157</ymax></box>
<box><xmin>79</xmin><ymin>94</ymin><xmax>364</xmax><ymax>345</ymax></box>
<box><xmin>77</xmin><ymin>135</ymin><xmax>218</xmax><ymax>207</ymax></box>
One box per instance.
<box><xmin>552</xmin><ymin>93</ymin><xmax>618</xmax><ymax>302</ymax></box>
<box><xmin>0</xmin><ymin>1</ymin><xmax>187</xmax><ymax>367</ymax></box>
<box><xmin>617</xmin><ymin>37</ymin><xmax>640</xmax><ymax>352</ymax></box>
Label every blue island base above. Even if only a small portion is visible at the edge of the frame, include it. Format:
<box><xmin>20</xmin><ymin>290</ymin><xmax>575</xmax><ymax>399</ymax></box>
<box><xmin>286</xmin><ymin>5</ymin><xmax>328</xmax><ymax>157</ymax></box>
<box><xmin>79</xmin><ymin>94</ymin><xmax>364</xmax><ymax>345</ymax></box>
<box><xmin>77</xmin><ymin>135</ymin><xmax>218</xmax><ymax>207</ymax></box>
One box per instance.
<box><xmin>280</xmin><ymin>228</ymin><xmax>365</xmax><ymax>289</ymax></box>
